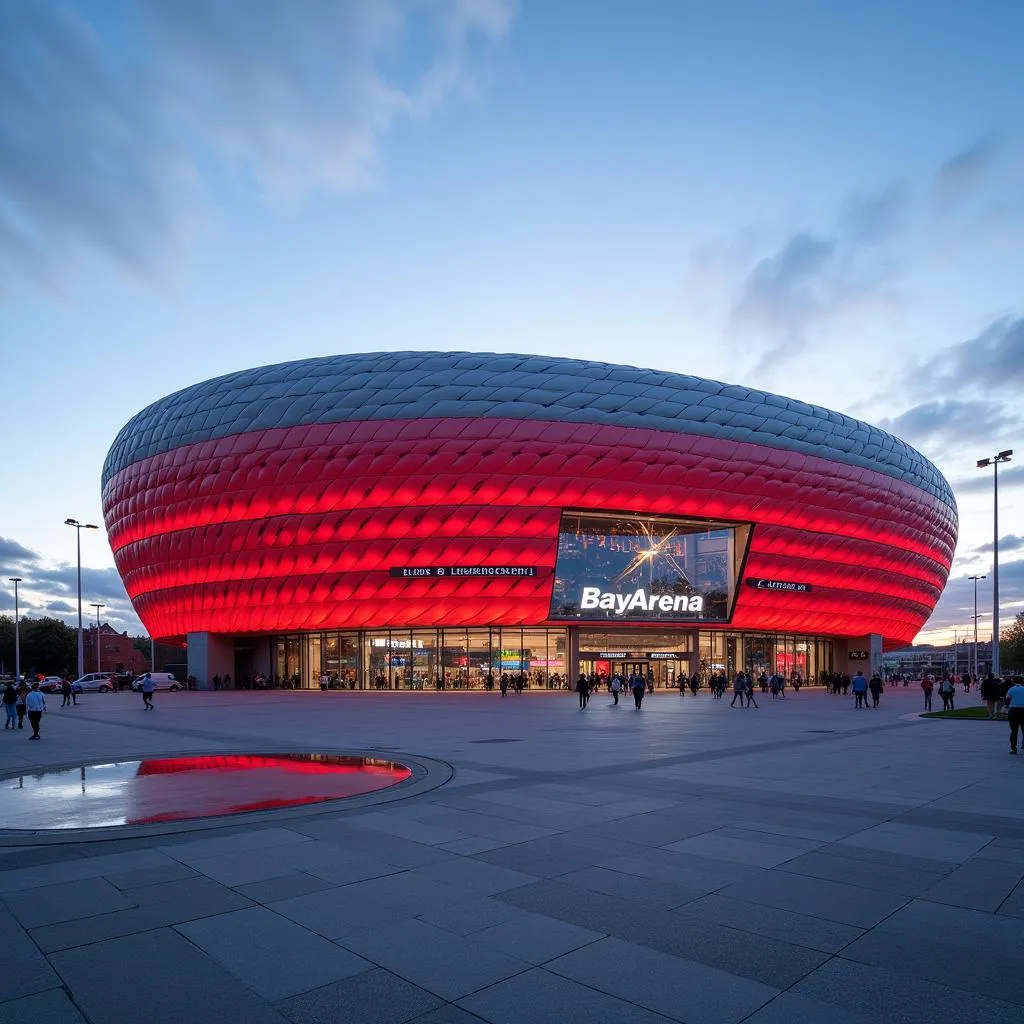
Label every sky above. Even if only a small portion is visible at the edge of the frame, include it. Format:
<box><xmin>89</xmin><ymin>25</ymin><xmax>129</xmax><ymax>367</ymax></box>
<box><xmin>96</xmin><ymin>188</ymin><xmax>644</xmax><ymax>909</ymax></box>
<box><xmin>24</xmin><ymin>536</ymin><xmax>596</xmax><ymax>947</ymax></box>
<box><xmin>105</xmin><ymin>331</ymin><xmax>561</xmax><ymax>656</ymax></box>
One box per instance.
<box><xmin>1</xmin><ymin>0</ymin><xmax>1022</xmax><ymax>647</ymax></box>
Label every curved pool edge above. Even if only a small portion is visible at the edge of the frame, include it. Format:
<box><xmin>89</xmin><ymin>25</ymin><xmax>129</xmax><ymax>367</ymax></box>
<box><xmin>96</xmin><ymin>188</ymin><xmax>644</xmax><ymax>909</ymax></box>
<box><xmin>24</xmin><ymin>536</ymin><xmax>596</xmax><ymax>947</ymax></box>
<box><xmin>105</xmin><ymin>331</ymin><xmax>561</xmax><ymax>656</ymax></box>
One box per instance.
<box><xmin>0</xmin><ymin>749</ymin><xmax>453</xmax><ymax>846</ymax></box>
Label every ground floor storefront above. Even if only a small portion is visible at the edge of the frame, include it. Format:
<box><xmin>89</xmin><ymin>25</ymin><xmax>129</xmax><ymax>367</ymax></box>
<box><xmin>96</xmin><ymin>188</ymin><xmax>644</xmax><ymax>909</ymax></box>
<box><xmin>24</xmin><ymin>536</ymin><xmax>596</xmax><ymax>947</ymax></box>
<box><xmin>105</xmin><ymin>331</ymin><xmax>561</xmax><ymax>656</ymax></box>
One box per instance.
<box><xmin>255</xmin><ymin>627</ymin><xmax>836</xmax><ymax>691</ymax></box>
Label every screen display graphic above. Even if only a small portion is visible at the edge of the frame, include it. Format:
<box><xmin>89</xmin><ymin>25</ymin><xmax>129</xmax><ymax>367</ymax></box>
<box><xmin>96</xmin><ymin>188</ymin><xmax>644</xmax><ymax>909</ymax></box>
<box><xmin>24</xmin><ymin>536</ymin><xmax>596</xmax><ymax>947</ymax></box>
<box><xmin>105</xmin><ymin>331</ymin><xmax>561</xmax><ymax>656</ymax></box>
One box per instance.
<box><xmin>549</xmin><ymin>511</ymin><xmax>750</xmax><ymax>623</ymax></box>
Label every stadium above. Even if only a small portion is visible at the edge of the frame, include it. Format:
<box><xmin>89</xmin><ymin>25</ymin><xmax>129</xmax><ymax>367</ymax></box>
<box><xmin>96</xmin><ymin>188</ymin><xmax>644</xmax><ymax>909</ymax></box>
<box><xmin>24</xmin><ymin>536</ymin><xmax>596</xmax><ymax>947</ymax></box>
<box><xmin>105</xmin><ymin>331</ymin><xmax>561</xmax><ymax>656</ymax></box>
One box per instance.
<box><xmin>101</xmin><ymin>352</ymin><xmax>958</xmax><ymax>690</ymax></box>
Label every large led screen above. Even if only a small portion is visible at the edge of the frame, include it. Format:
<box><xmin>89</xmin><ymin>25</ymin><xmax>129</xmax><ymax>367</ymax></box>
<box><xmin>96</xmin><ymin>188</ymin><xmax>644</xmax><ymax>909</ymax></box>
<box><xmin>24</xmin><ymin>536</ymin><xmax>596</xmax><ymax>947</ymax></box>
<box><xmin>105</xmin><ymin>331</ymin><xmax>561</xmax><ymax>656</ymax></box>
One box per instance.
<box><xmin>548</xmin><ymin>511</ymin><xmax>750</xmax><ymax>622</ymax></box>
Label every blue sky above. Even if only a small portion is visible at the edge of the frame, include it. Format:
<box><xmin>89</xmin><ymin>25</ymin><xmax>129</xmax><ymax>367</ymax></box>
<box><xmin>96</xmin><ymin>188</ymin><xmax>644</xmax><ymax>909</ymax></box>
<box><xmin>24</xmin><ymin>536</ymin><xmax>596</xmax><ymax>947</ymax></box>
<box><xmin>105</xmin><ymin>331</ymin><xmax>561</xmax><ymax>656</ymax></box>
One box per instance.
<box><xmin>1</xmin><ymin>0</ymin><xmax>1022</xmax><ymax>644</ymax></box>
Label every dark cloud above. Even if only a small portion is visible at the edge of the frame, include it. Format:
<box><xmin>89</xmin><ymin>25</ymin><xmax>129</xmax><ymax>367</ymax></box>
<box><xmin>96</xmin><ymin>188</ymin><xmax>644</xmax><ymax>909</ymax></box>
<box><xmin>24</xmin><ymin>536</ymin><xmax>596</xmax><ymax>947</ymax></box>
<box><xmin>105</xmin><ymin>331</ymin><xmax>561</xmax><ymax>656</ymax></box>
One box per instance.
<box><xmin>0</xmin><ymin>536</ymin><xmax>41</xmax><ymax>575</ymax></box>
<box><xmin>0</xmin><ymin>0</ymin><xmax>516</xmax><ymax>289</ymax></box>
<box><xmin>951</xmin><ymin>464</ymin><xmax>1024</xmax><ymax>495</ymax></box>
<box><xmin>976</xmin><ymin>535</ymin><xmax>1024</xmax><ymax>554</ymax></box>
<box><xmin>876</xmin><ymin>399</ymin><xmax>1017</xmax><ymax>447</ymax></box>
<box><xmin>30</xmin><ymin>565</ymin><xmax>135</xmax><ymax>606</ymax></box>
<box><xmin>917</xmin><ymin>315</ymin><xmax>1024</xmax><ymax>396</ymax></box>
<box><xmin>45</xmin><ymin>599</ymin><xmax>77</xmax><ymax>614</ymax></box>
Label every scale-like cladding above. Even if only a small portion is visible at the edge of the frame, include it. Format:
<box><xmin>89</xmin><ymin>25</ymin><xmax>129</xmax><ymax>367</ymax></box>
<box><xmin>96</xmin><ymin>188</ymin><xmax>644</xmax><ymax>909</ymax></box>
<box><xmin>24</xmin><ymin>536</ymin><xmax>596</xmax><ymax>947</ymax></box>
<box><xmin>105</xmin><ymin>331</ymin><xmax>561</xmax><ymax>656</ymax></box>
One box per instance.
<box><xmin>101</xmin><ymin>352</ymin><xmax>957</xmax><ymax>645</ymax></box>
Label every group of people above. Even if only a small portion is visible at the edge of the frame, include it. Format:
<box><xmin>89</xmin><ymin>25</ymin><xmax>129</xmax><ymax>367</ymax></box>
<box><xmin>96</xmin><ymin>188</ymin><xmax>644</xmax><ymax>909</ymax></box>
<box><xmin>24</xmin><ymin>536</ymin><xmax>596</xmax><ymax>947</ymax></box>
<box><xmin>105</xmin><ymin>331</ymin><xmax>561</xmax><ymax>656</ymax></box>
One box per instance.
<box><xmin>576</xmin><ymin>671</ymin><xmax>650</xmax><ymax>709</ymax></box>
<box><xmin>1</xmin><ymin>681</ymin><xmax>49</xmax><ymax>739</ymax></box>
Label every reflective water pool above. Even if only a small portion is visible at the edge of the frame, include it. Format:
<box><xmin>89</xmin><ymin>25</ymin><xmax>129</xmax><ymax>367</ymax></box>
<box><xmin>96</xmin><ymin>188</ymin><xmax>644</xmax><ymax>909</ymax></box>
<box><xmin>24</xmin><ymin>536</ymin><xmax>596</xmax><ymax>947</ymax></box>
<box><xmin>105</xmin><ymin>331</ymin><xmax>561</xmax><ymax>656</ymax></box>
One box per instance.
<box><xmin>0</xmin><ymin>754</ymin><xmax>412</xmax><ymax>830</ymax></box>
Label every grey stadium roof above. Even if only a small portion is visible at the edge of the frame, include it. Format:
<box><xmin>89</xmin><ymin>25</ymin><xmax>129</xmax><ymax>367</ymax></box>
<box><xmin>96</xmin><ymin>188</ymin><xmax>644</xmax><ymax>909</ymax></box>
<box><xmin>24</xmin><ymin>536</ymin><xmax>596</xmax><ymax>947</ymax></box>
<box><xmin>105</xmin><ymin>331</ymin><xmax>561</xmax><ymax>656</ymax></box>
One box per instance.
<box><xmin>102</xmin><ymin>351</ymin><xmax>956</xmax><ymax>509</ymax></box>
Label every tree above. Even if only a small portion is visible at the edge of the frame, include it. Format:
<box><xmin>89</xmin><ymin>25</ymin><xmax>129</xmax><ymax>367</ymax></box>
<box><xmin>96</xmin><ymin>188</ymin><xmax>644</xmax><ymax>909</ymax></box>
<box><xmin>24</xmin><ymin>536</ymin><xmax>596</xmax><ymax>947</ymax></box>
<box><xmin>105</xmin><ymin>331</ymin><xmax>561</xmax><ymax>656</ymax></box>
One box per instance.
<box><xmin>1001</xmin><ymin>612</ymin><xmax>1024</xmax><ymax>674</ymax></box>
<box><xmin>19</xmin><ymin>617</ymin><xmax>77</xmax><ymax>677</ymax></box>
<box><xmin>0</xmin><ymin>615</ymin><xmax>14</xmax><ymax>674</ymax></box>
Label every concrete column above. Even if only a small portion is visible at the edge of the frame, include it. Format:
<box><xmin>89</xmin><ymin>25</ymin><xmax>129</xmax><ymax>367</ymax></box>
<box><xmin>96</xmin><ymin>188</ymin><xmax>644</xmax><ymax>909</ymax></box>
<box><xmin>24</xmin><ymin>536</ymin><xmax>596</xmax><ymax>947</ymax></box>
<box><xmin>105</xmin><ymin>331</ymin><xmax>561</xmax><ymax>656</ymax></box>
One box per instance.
<box><xmin>840</xmin><ymin>634</ymin><xmax>883</xmax><ymax>676</ymax></box>
<box><xmin>568</xmin><ymin>627</ymin><xmax>580</xmax><ymax>685</ymax></box>
<box><xmin>186</xmin><ymin>632</ymin><xmax>235</xmax><ymax>690</ymax></box>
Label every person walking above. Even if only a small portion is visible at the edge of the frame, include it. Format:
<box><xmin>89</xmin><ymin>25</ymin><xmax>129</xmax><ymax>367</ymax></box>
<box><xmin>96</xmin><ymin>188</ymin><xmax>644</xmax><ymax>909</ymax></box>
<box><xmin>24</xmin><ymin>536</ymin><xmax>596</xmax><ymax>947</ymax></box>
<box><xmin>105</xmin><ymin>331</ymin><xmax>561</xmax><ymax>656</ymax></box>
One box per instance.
<box><xmin>611</xmin><ymin>673</ymin><xmax>621</xmax><ymax>706</ymax></box>
<box><xmin>576</xmin><ymin>673</ymin><xmax>589</xmax><ymax>710</ymax></box>
<box><xmin>1005</xmin><ymin>677</ymin><xmax>1024</xmax><ymax>755</ymax></box>
<box><xmin>15</xmin><ymin>683</ymin><xmax>28</xmax><ymax>730</ymax></box>
<box><xmin>730</xmin><ymin>672</ymin><xmax>746</xmax><ymax>707</ymax></box>
<box><xmin>141</xmin><ymin>673</ymin><xmax>156</xmax><ymax>711</ymax></box>
<box><xmin>980</xmin><ymin>673</ymin><xmax>1001</xmax><ymax>719</ymax></box>
<box><xmin>2</xmin><ymin>682</ymin><xmax>18</xmax><ymax>730</ymax></box>
<box><xmin>852</xmin><ymin>671</ymin><xmax>868</xmax><ymax>708</ymax></box>
<box><xmin>921</xmin><ymin>675</ymin><xmax>934</xmax><ymax>712</ymax></box>
<box><xmin>630</xmin><ymin>672</ymin><xmax>645</xmax><ymax>710</ymax></box>
<box><xmin>60</xmin><ymin>678</ymin><xmax>73</xmax><ymax>708</ymax></box>
<box><xmin>744</xmin><ymin>673</ymin><xmax>759</xmax><ymax>708</ymax></box>
<box><xmin>868</xmin><ymin>673</ymin><xmax>884</xmax><ymax>708</ymax></box>
<box><xmin>499</xmin><ymin>674</ymin><xmax>509</xmax><ymax>697</ymax></box>
<box><xmin>25</xmin><ymin>682</ymin><xmax>45</xmax><ymax>740</ymax></box>
<box><xmin>938</xmin><ymin>675</ymin><xmax>956</xmax><ymax>711</ymax></box>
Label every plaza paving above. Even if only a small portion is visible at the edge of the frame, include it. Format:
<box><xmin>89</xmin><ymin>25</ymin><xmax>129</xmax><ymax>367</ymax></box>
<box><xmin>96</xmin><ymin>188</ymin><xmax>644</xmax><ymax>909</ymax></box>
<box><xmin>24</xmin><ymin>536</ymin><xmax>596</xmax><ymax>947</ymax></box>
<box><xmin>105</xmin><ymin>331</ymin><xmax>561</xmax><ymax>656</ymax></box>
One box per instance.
<box><xmin>0</xmin><ymin>685</ymin><xmax>1022</xmax><ymax>1024</ymax></box>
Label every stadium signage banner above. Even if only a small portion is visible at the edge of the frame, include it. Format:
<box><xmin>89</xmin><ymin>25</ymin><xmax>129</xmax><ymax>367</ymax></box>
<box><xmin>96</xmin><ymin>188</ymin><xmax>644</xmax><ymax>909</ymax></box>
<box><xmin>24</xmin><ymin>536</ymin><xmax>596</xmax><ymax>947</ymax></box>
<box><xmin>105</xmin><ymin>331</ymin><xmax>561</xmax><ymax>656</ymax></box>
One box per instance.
<box><xmin>390</xmin><ymin>566</ymin><xmax>540</xmax><ymax>579</ymax></box>
<box><xmin>746</xmin><ymin>577</ymin><xmax>813</xmax><ymax>593</ymax></box>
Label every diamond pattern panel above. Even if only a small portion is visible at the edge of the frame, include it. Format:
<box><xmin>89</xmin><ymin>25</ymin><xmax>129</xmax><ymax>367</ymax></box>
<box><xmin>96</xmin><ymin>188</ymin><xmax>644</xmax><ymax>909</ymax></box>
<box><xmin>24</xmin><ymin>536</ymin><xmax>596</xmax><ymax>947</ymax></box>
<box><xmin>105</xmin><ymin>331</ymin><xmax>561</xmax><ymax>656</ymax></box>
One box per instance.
<box><xmin>103</xmin><ymin>414</ymin><xmax>957</xmax><ymax>645</ymax></box>
<box><xmin>102</xmin><ymin>352</ymin><xmax>957</xmax><ymax>509</ymax></box>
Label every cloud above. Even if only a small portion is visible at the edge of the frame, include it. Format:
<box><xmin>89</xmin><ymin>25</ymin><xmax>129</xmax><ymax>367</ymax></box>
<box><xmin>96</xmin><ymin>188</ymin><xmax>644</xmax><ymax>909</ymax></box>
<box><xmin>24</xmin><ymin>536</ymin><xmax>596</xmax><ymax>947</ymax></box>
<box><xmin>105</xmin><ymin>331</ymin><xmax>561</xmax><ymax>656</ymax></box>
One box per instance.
<box><xmin>932</xmin><ymin>138</ymin><xmax>998</xmax><ymax>209</ymax></box>
<box><xmin>876</xmin><ymin>399</ymin><xmax>1017</xmax><ymax>448</ymax></box>
<box><xmin>0</xmin><ymin>536</ymin><xmax>41</xmax><ymax>575</ymax></box>
<box><xmin>976</xmin><ymin>535</ymin><xmax>1024</xmax><ymax>554</ymax></box>
<box><xmin>924</xmin><ymin>559</ymin><xmax>1024</xmax><ymax>634</ymax></box>
<box><xmin>951</xmin><ymin>464</ymin><xmax>1024</xmax><ymax>495</ymax></box>
<box><xmin>727</xmin><ymin>186</ymin><xmax>906</xmax><ymax>372</ymax></box>
<box><xmin>915</xmin><ymin>315</ymin><xmax>1024</xmax><ymax>396</ymax></box>
<box><xmin>45</xmin><ymin>600</ymin><xmax>77</xmax><ymax>614</ymax></box>
<box><xmin>0</xmin><ymin>0</ymin><xmax>517</xmax><ymax>289</ymax></box>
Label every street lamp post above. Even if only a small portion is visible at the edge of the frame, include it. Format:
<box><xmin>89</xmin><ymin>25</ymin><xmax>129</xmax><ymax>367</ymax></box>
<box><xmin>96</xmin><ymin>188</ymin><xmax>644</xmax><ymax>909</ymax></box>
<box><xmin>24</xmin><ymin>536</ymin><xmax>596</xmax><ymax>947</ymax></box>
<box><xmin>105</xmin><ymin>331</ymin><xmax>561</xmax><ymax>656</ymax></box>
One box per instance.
<box><xmin>89</xmin><ymin>603</ymin><xmax>106</xmax><ymax>673</ymax></box>
<box><xmin>64</xmin><ymin>519</ymin><xmax>99</xmax><ymax>680</ymax></box>
<box><xmin>7</xmin><ymin>578</ymin><xmax>22</xmax><ymax>681</ymax></box>
<box><xmin>977</xmin><ymin>451</ymin><xmax>1012</xmax><ymax>677</ymax></box>
<box><xmin>968</xmin><ymin>574</ymin><xmax>987</xmax><ymax>679</ymax></box>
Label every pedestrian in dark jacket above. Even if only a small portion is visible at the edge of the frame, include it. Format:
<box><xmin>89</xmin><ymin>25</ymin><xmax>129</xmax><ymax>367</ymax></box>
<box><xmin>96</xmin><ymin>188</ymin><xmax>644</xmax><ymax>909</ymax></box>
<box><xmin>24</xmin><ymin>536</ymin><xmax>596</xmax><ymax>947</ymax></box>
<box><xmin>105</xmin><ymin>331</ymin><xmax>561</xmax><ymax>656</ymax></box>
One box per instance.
<box><xmin>576</xmin><ymin>674</ymin><xmax>590</xmax><ymax>709</ymax></box>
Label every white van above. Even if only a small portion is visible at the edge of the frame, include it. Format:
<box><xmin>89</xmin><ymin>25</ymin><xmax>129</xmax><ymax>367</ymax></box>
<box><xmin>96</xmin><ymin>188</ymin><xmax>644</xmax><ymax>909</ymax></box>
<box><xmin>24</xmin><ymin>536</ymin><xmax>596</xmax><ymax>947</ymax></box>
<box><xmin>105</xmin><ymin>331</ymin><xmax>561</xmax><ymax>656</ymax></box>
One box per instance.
<box><xmin>131</xmin><ymin>673</ymin><xmax>183</xmax><ymax>692</ymax></box>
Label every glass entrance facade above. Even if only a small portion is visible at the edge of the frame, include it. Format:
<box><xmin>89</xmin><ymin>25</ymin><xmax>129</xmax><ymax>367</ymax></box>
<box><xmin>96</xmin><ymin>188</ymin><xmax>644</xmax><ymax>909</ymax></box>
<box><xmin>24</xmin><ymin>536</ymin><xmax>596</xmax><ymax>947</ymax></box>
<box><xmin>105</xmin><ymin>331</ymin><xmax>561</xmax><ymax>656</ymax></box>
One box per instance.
<box><xmin>270</xmin><ymin>627</ymin><xmax>833</xmax><ymax>690</ymax></box>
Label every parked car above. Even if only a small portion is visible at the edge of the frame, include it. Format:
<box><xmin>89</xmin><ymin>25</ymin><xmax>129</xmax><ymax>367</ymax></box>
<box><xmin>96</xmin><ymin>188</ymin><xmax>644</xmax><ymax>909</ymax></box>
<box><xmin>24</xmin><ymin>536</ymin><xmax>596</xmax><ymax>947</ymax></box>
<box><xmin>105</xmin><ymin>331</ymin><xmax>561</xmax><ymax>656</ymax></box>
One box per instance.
<box><xmin>72</xmin><ymin>672</ymin><xmax>118</xmax><ymax>693</ymax></box>
<box><xmin>38</xmin><ymin>676</ymin><xmax>68</xmax><ymax>693</ymax></box>
<box><xmin>130</xmin><ymin>673</ymin><xmax>183</xmax><ymax>692</ymax></box>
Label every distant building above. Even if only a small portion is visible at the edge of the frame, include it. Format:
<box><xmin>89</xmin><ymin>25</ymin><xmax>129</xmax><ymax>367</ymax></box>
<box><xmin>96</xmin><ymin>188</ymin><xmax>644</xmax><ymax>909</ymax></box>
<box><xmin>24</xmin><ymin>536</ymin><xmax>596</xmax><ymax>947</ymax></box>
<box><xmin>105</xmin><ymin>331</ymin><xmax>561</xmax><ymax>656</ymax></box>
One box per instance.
<box><xmin>82</xmin><ymin>624</ymin><xmax>148</xmax><ymax>676</ymax></box>
<box><xmin>883</xmin><ymin>641</ymin><xmax>992</xmax><ymax>679</ymax></box>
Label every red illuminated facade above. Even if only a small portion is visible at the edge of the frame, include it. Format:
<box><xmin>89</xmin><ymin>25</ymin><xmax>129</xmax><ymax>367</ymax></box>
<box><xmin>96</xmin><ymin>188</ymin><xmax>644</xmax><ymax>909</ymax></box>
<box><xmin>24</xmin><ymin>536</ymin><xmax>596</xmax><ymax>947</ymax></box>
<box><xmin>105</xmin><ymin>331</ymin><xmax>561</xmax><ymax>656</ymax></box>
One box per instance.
<box><xmin>102</xmin><ymin>352</ymin><xmax>957</xmax><ymax>689</ymax></box>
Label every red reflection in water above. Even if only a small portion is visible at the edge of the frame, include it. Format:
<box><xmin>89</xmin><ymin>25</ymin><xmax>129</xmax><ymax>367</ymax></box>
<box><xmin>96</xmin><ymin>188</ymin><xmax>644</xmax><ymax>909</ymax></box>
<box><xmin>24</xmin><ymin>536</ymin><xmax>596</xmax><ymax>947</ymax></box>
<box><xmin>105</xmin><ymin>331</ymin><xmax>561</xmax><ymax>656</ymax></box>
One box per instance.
<box><xmin>125</xmin><ymin>754</ymin><xmax>411</xmax><ymax>825</ymax></box>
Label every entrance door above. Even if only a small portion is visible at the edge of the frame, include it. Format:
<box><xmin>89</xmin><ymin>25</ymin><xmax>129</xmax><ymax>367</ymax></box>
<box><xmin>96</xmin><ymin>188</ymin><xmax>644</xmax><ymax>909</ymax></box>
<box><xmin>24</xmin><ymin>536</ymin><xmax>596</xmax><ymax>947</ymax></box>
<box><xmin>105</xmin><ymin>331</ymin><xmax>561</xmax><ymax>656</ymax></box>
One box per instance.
<box><xmin>614</xmin><ymin>661</ymin><xmax>649</xmax><ymax>681</ymax></box>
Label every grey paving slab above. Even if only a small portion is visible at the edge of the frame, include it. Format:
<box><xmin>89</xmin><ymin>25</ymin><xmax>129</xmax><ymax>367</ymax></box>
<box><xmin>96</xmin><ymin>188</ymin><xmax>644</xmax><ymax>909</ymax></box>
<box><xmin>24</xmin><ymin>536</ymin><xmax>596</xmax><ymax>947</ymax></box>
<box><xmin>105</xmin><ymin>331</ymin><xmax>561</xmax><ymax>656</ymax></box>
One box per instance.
<box><xmin>102</xmin><ymin>861</ymin><xmax>198</xmax><ymax>890</ymax></box>
<box><xmin>841</xmin><ymin>822</ymin><xmax>994</xmax><ymax>862</ymax></box>
<box><xmin>416</xmin><ymin>809</ymin><xmax>558</xmax><ymax>844</ymax></box>
<box><xmin>818</xmin><ymin>841</ymin><xmax>958</xmax><ymax>874</ymax></box>
<box><xmin>411</xmin><ymin>1007</ymin><xmax>489</xmax><ymax>1024</ymax></box>
<box><xmin>998</xmin><ymin>877</ymin><xmax>1024</xmax><ymax>918</ymax></box>
<box><xmin>743</xmin><ymin>991</ymin><xmax>887</xmax><ymax>1024</ymax></box>
<box><xmin>49</xmin><ymin>927</ymin><xmax>287</xmax><ymax>1024</ymax></box>
<box><xmin>672</xmin><ymin>894</ymin><xmax>864</xmax><ymax>954</ymax></box>
<box><xmin>120</xmin><ymin>873</ymin><xmax>249</xmax><ymax>907</ymax></box>
<box><xmin>473</xmin><ymin>834</ymin><xmax>644</xmax><ymax>878</ymax></box>
<box><xmin>840</xmin><ymin>927</ymin><xmax>1024</xmax><ymax>1006</ymax></box>
<box><xmin>30</xmin><ymin>877</ymin><xmax>253</xmax><ymax>952</ymax></box>
<box><xmin>437</xmin><ymin>837</ymin><xmax>507</xmax><ymax>854</ymax></box>
<box><xmin>275</xmin><ymin>968</ymin><xmax>444</xmax><ymax>1024</ymax></box>
<box><xmin>401</xmin><ymin>857</ymin><xmax>537</xmax><ymax>896</ymax></box>
<box><xmin>0</xmin><ymin>904</ymin><xmax>60</xmax><ymax>1003</ymax></box>
<box><xmin>776</xmin><ymin>848</ymin><xmax>946</xmax><ymax>896</ymax></box>
<box><xmin>472</xmin><ymin>910</ymin><xmax>604</xmax><ymax>964</ymax></box>
<box><xmin>235</xmin><ymin>871</ymin><xmax>339</xmax><ymax>904</ymax></box>
<box><xmin>663</xmin><ymin>832</ymin><xmax>810</xmax><ymax>867</ymax></box>
<box><xmin>0</xmin><ymin>849</ymin><xmax>176</xmax><ymax>893</ymax></box>
<box><xmin>0</xmin><ymin>988</ymin><xmax>89</xmax><ymax>1024</ymax></box>
<box><xmin>546</xmin><ymin>936</ymin><xmax>779</xmax><ymax>1024</ymax></box>
<box><xmin>567</xmin><ymin>811</ymin><xmax>717</xmax><ymax>847</ymax></box>
<box><xmin>554</xmin><ymin>866</ymin><xmax>703</xmax><ymax>910</ymax></box>
<box><xmin>919</xmin><ymin>857</ymin><xmax>1024</xmax><ymax>911</ymax></box>
<box><xmin>270</xmin><ymin>884</ymin><xmax>422</xmax><ymax>940</ymax></box>
<box><xmin>605</xmin><ymin>848</ymin><xmax>763</xmax><ymax>893</ymax></box>
<box><xmin>458</xmin><ymin>967</ymin><xmax>677</xmax><ymax>1024</ymax></box>
<box><xmin>880</xmin><ymin>898</ymin><xmax>1024</xmax><ymax>955</ymax></box>
<box><xmin>1</xmin><ymin>876</ymin><xmax>133</xmax><ymax>928</ymax></box>
<box><xmin>793</xmin><ymin>956</ymin><xmax>1024</xmax><ymax>1024</ymax></box>
<box><xmin>496</xmin><ymin>878</ymin><xmax>827</xmax><ymax>988</ymax></box>
<box><xmin>289</xmin><ymin>820</ymin><xmax>451</xmax><ymax>868</ymax></box>
<box><xmin>712</xmin><ymin>827</ymin><xmax>825</xmax><ymax>851</ymax></box>
<box><xmin>158</xmin><ymin>826</ymin><xmax>313</xmax><ymax>865</ymax></box>
<box><xmin>417</xmin><ymin>896</ymin><xmax>529</xmax><ymax>936</ymax></box>
<box><xmin>178</xmin><ymin>906</ymin><xmax>373</xmax><ymax>1001</ymax></box>
<box><xmin>718</xmin><ymin>870</ymin><xmax>909</xmax><ymax>928</ymax></box>
<box><xmin>340</xmin><ymin>918</ymin><xmax>532</xmax><ymax>1000</ymax></box>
